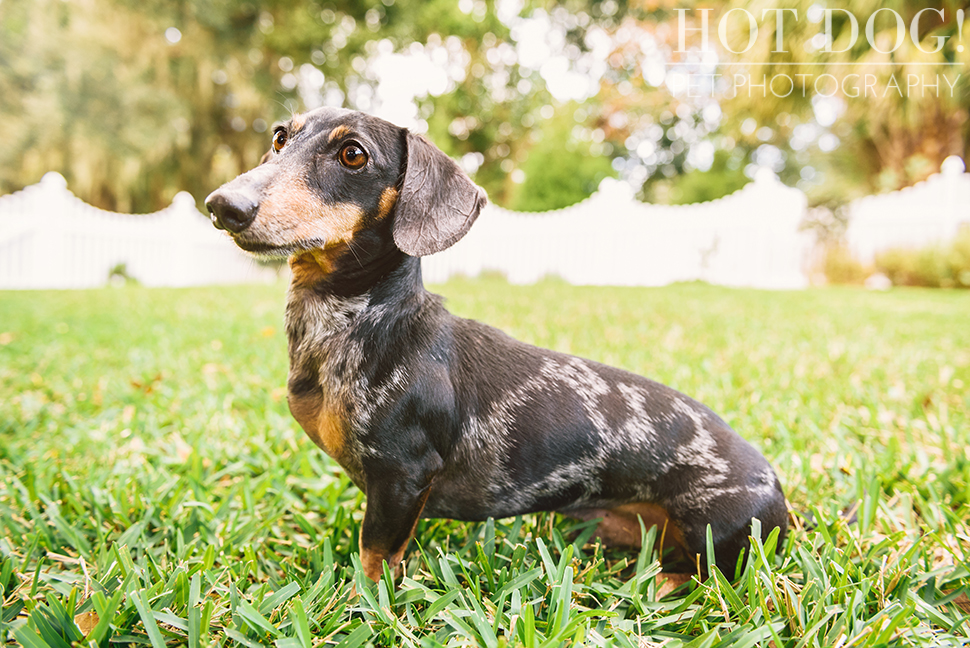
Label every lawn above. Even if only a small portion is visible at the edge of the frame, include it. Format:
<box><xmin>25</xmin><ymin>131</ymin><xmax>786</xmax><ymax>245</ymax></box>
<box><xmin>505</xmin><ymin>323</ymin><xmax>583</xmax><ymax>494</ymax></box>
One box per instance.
<box><xmin>0</xmin><ymin>278</ymin><xmax>968</xmax><ymax>647</ymax></box>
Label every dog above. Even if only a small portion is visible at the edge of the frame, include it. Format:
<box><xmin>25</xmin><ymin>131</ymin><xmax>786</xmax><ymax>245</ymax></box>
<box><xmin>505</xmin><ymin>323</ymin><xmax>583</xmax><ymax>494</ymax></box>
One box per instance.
<box><xmin>205</xmin><ymin>107</ymin><xmax>788</xmax><ymax>583</ymax></box>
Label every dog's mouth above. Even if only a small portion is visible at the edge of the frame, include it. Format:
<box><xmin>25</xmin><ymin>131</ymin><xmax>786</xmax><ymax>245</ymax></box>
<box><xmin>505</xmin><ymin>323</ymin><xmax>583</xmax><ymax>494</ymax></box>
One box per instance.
<box><xmin>232</xmin><ymin>237</ymin><xmax>327</xmax><ymax>259</ymax></box>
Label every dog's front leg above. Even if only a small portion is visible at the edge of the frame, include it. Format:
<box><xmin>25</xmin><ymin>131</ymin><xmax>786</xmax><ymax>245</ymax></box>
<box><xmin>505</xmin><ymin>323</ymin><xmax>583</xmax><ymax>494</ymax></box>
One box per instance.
<box><xmin>358</xmin><ymin>445</ymin><xmax>443</xmax><ymax>582</ymax></box>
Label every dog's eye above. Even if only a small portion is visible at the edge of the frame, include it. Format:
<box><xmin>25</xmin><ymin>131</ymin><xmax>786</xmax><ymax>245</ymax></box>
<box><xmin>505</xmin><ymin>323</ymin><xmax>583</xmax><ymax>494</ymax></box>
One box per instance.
<box><xmin>272</xmin><ymin>129</ymin><xmax>288</xmax><ymax>153</ymax></box>
<box><xmin>339</xmin><ymin>143</ymin><xmax>368</xmax><ymax>169</ymax></box>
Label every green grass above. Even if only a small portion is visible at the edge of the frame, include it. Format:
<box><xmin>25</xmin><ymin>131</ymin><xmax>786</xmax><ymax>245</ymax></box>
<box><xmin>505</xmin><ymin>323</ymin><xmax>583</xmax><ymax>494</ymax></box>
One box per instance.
<box><xmin>1</xmin><ymin>277</ymin><xmax>968</xmax><ymax>646</ymax></box>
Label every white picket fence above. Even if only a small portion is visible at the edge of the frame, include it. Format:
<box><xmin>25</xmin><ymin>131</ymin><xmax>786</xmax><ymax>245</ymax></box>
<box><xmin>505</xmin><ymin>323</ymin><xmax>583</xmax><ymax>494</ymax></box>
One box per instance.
<box><xmin>845</xmin><ymin>157</ymin><xmax>970</xmax><ymax>264</ymax></box>
<box><xmin>1</xmin><ymin>160</ymin><xmax>968</xmax><ymax>290</ymax></box>
<box><xmin>423</xmin><ymin>172</ymin><xmax>811</xmax><ymax>289</ymax></box>
<box><xmin>0</xmin><ymin>173</ymin><xmax>277</xmax><ymax>289</ymax></box>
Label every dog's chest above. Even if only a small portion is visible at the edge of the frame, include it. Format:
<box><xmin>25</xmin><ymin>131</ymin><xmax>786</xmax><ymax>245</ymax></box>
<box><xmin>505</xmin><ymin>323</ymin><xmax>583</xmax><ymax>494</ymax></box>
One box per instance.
<box><xmin>285</xmin><ymin>290</ymin><xmax>372</xmax><ymax>482</ymax></box>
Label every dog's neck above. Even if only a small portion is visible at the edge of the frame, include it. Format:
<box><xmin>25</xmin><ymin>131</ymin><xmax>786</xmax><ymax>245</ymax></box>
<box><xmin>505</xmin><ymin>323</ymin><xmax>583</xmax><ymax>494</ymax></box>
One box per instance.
<box><xmin>284</xmin><ymin>252</ymin><xmax>427</xmax><ymax>353</ymax></box>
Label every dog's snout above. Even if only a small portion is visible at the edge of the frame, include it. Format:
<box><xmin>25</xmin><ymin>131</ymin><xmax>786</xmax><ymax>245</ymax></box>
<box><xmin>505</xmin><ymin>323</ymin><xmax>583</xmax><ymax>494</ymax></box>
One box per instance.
<box><xmin>205</xmin><ymin>190</ymin><xmax>258</xmax><ymax>234</ymax></box>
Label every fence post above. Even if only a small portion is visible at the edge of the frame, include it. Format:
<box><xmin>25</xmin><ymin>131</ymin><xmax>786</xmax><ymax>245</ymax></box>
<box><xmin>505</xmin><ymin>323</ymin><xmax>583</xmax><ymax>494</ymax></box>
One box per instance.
<box><xmin>941</xmin><ymin>156</ymin><xmax>966</xmax><ymax>231</ymax></box>
<box><xmin>169</xmin><ymin>192</ymin><xmax>202</xmax><ymax>287</ymax></box>
<box><xmin>32</xmin><ymin>173</ymin><xmax>71</xmax><ymax>288</ymax></box>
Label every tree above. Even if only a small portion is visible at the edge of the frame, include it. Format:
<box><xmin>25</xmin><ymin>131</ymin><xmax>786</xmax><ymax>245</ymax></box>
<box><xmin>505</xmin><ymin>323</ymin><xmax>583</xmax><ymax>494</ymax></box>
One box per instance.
<box><xmin>531</xmin><ymin>0</ymin><xmax>969</xmax><ymax>204</ymax></box>
<box><xmin>712</xmin><ymin>0</ymin><xmax>969</xmax><ymax>201</ymax></box>
<box><xmin>4</xmin><ymin>0</ymin><xmax>966</xmax><ymax>213</ymax></box>
<box><xmin>508</xmin><ymin>104</ymin><xmax>616</xmax><ymax>211</ymax></box>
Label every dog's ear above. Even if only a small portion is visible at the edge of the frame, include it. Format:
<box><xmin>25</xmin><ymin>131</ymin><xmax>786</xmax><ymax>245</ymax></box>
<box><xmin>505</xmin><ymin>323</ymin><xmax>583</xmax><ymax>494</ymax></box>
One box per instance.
<box><xmin>392</xmin><ymin>132</ymin><xmax>487</xmax><ymax>257</ymax></box>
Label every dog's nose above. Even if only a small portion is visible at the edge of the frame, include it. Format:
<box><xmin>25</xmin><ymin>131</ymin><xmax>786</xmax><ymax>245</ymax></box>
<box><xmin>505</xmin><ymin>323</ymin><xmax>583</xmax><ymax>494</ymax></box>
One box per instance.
<box><xmin>205</xmin><ymin>190</ymin><xmax>258</xmax><ymax>234</ymax></box>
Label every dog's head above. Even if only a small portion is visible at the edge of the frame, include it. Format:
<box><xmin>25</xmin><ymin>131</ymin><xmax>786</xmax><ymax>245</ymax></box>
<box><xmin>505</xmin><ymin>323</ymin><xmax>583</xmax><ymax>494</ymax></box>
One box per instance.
<box><xmin>205</xmin><ymin>107</ymin><xmax>487</xmax><ymax>271</ymax></box>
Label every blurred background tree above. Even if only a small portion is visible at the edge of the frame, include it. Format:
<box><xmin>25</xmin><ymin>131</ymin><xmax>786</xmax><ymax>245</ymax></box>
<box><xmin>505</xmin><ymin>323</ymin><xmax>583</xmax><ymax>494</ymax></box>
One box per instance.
<box><xmin>507</xmin><ymin>103</ymin><xmax>615</xmax><ymax>211</ymax></box>
<box><xmin>712</xmin><ymin>0</ymin><xmax>970</xmax><ymax>205</ymax></box>
<box><xmin>1</xmin><ymin>0</ymin><xmax>967</xmax><ymax>212</ymax></box>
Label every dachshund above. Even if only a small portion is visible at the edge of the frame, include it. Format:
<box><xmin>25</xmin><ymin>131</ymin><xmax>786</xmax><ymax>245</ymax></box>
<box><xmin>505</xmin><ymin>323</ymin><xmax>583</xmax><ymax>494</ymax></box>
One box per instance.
<box><xmin>205</xmin><ymin>107</ymin><xmax>788</xmax><ymax>583</ymax></box>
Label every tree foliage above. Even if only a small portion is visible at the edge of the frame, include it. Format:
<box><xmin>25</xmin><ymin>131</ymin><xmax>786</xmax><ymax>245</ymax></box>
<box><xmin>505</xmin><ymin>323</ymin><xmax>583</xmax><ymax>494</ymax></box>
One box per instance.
<box><xmin>713</xmin><ymin>0</ymin><xmax>970</xmax><ymax>201</ymax></box>
<box><xmin>1</xmin><ymin>0</ymin><xmax>594</xmax><ymax>211</ymax></box>
<box><xmin>1</xmin><ymin>0</ymin><xmax>968</xmax><ymax>212</ymax></box>
<box><xmin>508</xmin><ymin>104</ymin><xmax>616</xmax><ymax>211</ymax></box>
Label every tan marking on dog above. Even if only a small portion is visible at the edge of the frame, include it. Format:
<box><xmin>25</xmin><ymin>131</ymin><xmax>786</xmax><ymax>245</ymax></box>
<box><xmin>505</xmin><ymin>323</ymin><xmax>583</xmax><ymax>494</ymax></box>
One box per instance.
<box><xmin>328</xmin><ymin>124</ymin><xmax>351</xmax><ymax>142</ymax></box>
<box><xmin>360</xmin><ymin>546</ymin><xmax>389</xmax><ymax>582</ymax></box>
<box><xmin>289</xmin><ymin>253</ymin><xmax>329</xmax><ymax>287</ymax></box>
<box><xmin>656</xmin><ymin>573</ymin><xmax>693</xmax><ymax>599</ymax></box>
<box><xmin>610</xmin><ymin>502</ymin><xmax>688</xmax><ymax>553</ymax></box>
<box><xmin>359</xmin><ymin>489</ymin><xmax>432</xmax><ymax>581</ymax></box>
<box><xmin>313</xmin><ymin>243</ymin><xmax>353</xmax><ymax>269</ymax></box>
<box><xmin>568</xmin><ymin>503</ymin><xmax>688</xmax><ymax>561</ymax></box>
<box><xmin>287</xmin><ymin>391</ymin><xmax>349</xmax><ymax>461</ymax></box>
<box><xmin>253</xmin><ymin>177</ymin><xmax>365</xmax><ymax>248</ymax></box>
<box><xmin>316</xmin><ymin>411</ymin><xmax>348</xmax><ymax>460</ymax></box>
<box><xmin>288</xmin><ymin>242</ymin><xmax>357</xmax><ymax>284</ymax></box>
<box><xmin>377</xmin><ymin>187</ymin><xmax>398</xmax><ymax>220</ymax></box>
<box><xmin>289</xmin><ymin>113</ymin><xmax>307</xmax><ymax>134</ymax></box>
<box><xmin>287</xmin><ymin>391</ymin><xmax>322</xmax><ymax>439</ymax></box>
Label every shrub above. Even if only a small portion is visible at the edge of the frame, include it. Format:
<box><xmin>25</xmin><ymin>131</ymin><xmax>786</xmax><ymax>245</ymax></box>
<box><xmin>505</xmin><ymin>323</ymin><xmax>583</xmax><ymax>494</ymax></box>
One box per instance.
<box><xmin>823</xmin><ymin>244</ymin><xmax>867</xmax><ymax>284</ymax></box>
<box><xmin>107</xmin><ymin>262</ymin><xmax>138</xmax><ymax>286</ymax></box>
<box><xmin>948</xmin><ymin>227</ymin><xmax>970</xmax><ymax>287</ymax></box>
<box><xmin>876</xmin><ymin>248</ymin><xmax>919</xmax><ymax>286</ymax></box>
<box><xmin>875</xmin><ymin>227</ymin><xmax>970</xmax><ymax>288</ymax></box>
